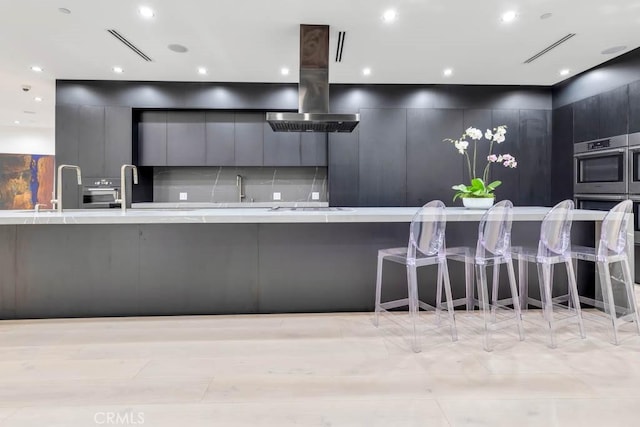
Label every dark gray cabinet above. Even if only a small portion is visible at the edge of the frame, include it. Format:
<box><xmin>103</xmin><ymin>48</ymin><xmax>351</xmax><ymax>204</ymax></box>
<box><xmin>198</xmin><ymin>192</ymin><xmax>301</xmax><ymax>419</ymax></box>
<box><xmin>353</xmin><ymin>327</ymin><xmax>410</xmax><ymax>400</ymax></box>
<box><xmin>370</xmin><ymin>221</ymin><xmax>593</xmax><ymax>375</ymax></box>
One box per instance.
<box><xmin>573</xmin><ymin>96</ymin><xmax>599</xmax><ymax>143</ymax></box>
<box><xmin>54</xmin><ymin>105</ymin><xmax>81</xmax><ymax>209</ymax></box>
<box><xmin>551</xmin><ymin>105</ymin><xmax>574</xmax><ymax>203</ymax></box>
<box><xmin>167</xmin><ymin>111</ymin><xmax>206</xmax><ymax>166</ymax></box>
<box><xmin>490</xmin><ymin>109</ymin><xmax>520</xmax><ymax>205</ymax></box>
<box><xmin>205</xmin><ymin>112</ymin><xmax>235</xmax><ymax>166</ymax></box>
<box><xmin>517</xmin><ymin>109</ymin><xmax>550</xmax><ymax>206</ymax></box>
<box><xmin>629</xmin><ymin>81</ymin><xmax>640</xmax><ymax>134</ymax></box>
<box><xmin>263</xmin><ymin>123</ymin><xmax>301</xmax><ymax>166</ymax></box>
<box><xmin>462</xmin><ymin>109</ymin><xmax>492</xmax><ymax>184</ymax></box>
<box><xmin>358</xmin><ymin>108</ymin><xmax>407</xmax><ymax>207</ymax></box>
<box><xmin>234</xmin><ymin>113</ymin><xmax>263</xmax><ymax>166</ymax></box>
<box><xmin>598</xmin><ymin>86</ymin><xmax>628</xmax><ymax>138</ymax></box>
<box><xmin>105</xmin><ymin>107</ymin><xmax>132</xmax><ymax>177</ymax></box>
<box><xmin>301</xmin><ymin>133</ymin><xmax>327</xmax><ymax>166</ymax></box>
<box><xmin>138</xmin><ymin>111</ymin><xmax>168</xmax><ymax>166</ymax></box>
<box><xmin>78</xmin><ymin>105</ymin><xmax>105</xmax><ymax>176</ymax></box>
<box><xmin>406</xmin><ymin>109</ymin><xmax>463</xmax><ymax>206</ymax></box>
<box><xmin>328</xmin><ymin>130</ymin><xmax>359</xmax><ymax>206</ymax></box>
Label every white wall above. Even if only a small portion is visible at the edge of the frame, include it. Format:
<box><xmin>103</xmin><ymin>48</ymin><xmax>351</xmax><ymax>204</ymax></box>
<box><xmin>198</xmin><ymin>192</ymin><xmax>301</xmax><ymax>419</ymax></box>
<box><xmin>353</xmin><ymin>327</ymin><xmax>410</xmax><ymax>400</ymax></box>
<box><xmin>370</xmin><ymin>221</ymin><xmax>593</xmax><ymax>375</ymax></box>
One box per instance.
<box><xmin>0</xmin><ymin>126</ymin><xmax>54</xmax><ymax>155</ymax></box>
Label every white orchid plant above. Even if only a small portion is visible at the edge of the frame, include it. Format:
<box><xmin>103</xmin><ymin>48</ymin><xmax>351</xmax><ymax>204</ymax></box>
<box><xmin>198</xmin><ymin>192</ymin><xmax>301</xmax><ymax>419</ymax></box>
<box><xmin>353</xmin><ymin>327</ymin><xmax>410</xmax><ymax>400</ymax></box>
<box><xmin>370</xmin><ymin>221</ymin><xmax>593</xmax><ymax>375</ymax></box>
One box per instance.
<box><xmin>444</xmin><ymin>125</ymin><xmax>517</xmax><ymax>201</ymax></box>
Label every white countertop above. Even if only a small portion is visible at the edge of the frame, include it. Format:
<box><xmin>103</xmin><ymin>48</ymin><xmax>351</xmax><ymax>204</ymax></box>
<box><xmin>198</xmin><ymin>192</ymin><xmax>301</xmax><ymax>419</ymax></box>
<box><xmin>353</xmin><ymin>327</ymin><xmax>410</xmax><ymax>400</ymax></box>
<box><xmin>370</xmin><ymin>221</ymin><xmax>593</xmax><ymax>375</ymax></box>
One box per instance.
<box><xmin>0</xmin><ymin>207</ymin><xmax>608</xmax><ymax>225</ymax></box>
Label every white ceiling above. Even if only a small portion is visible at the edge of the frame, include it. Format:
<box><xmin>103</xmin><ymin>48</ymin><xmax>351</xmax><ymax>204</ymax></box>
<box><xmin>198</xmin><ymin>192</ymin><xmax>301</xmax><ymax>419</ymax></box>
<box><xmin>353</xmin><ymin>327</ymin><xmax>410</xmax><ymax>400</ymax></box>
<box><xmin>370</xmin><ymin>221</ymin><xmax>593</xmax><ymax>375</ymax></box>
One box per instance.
<box><xmin>1</xmin><ymin>0</ymin><xmax>640</xmax><ymax>129</ymax></box>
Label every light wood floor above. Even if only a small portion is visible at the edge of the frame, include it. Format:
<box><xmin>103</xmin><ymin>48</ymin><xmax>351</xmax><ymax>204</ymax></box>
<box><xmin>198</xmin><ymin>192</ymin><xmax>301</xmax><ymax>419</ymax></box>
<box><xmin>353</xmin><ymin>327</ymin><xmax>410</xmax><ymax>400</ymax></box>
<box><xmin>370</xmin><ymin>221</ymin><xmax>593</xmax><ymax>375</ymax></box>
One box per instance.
<box><xmin>0</xmin><ymin>296</ymin><xmax>639</xmax><ymax>426</ymax></box>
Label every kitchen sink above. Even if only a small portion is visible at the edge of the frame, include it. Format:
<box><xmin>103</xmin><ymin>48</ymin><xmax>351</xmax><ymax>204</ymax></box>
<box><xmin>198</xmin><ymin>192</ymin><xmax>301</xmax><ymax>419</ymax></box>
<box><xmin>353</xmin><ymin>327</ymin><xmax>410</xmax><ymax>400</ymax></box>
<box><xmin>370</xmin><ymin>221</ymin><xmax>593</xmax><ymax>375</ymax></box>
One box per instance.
<box><xmin>268</xmin><ymin>207</ymin><xmax>352</xmax><ymax>212</ymax></box>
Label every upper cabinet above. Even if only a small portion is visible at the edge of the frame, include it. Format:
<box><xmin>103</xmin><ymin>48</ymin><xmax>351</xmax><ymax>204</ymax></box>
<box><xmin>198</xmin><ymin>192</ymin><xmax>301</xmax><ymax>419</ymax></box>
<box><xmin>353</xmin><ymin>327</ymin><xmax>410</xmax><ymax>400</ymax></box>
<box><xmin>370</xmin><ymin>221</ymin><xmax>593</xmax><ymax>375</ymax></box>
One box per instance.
<box><xmin>629</xmin><ymin>81</ymin><xmax>640</xmax><ymax>134</ymax></box>
<box><xmin>137</xmin><ymin>110</ymin><xmax>327</xmax><ymax>167</ymax></box>
<box><xmin>234</xmin><ymin>113</ymin><xmax>264</xmax><ymax>166</ymax></box>
<box><xmin>138</xmin><ymin>111</ymin><xmax>168</xmax><ymax>166</ymax></box>
<box><xmin>598</xmin><ymin>86</ymin><xmax>628</xmax><ymax>139</ymax></box>
<box><xmin>573</xmin><ymin>96</ymin><xmax>599</xmax><ymax>143</ymax></box>
<box><xmin>205</xmin><ymin>112</ymin><xmax>235</xmax><ymax>166</ymax></box>
<box><xmin>167</xmin><ymin>111</ymin><xmax>206</xmax><ymax>166</ymax></box>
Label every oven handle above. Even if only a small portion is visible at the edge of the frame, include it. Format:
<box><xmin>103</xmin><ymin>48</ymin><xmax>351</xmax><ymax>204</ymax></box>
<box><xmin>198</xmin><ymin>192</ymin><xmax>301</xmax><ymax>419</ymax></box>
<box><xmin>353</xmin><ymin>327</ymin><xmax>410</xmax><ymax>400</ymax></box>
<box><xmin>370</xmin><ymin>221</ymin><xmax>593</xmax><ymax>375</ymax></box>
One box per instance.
<box><xmin>574</xmin><ymin>147</ymin><xmax>626</xmax><ymax>158</ymax></box>
<box><xmin>574</xmin><ymin>194</ymin><xmax>628</xmax><ymax>201</ymax></box>
<box><xmin>629</xmin><ymin>145</ymin><xmax>640</xmax><ymax>151</ymax></box>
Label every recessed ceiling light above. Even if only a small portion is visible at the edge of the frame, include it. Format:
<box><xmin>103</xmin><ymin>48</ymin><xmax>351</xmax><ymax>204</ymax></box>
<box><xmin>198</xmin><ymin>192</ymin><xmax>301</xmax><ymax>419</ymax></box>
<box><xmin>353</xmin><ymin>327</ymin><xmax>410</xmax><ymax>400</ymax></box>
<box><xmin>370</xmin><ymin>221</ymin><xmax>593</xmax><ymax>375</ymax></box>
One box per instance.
<box><xmin>14</xmin><ymin>120</ymin><xmax>20</xmax><ymax>125</ymax></box>
<box><xmin>382</xmin><ymin>9</ymin><xmax>398</xmax><ymax>23</ymax></box>
<box><xmin>34</xmin><ymin>97</ymin><xmax>42</xmax><ymax>102</ymax></box>
<box><xmin>112</xmin><ymin>66</ymin><xmax>124</xmax><ymax>74</ymax></box>
<box><xmin>443</xmin><ymin>68</ymin><xmax>453</xmax><ymax>77</ymax></box>
<box><xmin>30</xmin><ymin>65</ymin><xmax>43</xmax><ymax>72</ymax></box>
<box><xmin>501</xmin><ymin>11</ymin><xmax>518</xmax><ymax>22</ymax></box>
<box><xmin>560</xmin><ymin>69</ymin><xmax>571</xmax><ymax>76</ymax></box>
<box><xmin>362</xmin><ymin>67</ymin><xmax>371</xmax><ymax>76</ymax></box>
<box><xmin>197</xmin><ymin>67</ymin><xmax>207</xmax><ymax>75</ymax></box>
<box><xmin>138</xmin><ymin>6</ymin><xmax>155</xmax><ymax>19</ymax></box>
<box><xmin>58</xmin><ymin>7</ymin><xmax>71</xmax><ymax>14</ymax></box>
<box><xmin>168</xmin><ymin>44</ymin><xmax>188</xmax><ymax>53</ymax></box>
<box><xmin>601</xmin><ymin>45</ymin><xmax>627</xmax><ymax>55</ymax></box>
<box><xmin>281</xmin><ymin>67</ymin><xmax>290</xmax><ymax>76</ymax></box>
<box><xmin>540</xmin><ymin>13</ymin><xmax>553</xmax><ymax>20</ymax></box>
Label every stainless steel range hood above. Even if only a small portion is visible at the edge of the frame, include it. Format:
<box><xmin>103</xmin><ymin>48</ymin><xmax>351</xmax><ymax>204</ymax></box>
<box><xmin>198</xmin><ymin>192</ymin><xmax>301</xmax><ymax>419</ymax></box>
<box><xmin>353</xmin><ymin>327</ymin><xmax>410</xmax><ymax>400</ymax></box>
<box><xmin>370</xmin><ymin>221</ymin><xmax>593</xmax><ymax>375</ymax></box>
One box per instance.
<box><xmin>266</xmin><ymin>25</ymin><xmax>359</xmax><ymax>133</ymax></box>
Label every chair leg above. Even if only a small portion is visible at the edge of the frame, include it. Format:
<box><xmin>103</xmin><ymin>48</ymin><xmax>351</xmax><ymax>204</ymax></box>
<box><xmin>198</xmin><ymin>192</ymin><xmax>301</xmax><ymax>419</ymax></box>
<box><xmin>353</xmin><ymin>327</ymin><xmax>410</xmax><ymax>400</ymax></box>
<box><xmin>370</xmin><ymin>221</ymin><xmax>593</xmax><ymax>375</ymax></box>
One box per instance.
<box><xmin>441</xmin><ymin>259</ymin><xmax>458</xmax><ymax>342</ymax></box>
<box><xmin>491</xmin><ymin>263</ymin><xmax>500</xmax><ymax>322</ymax></box>
<box><xmin>566</xmin><ymin>259</ymin><xmax>586</xmax><ymax>339</ymax></box>
<box><xmin>476</xmin><ymin>264</ymin><xmax>492</xmax><ymax>352</ymax></box>
<box><xmin>374</xmin><ymin>254</ymin><xmax>384</xmax><ymax>327</ymax></box>
<box><xmin>507</xmin><ymin>259</ymin><xmax>525</xmax><ymax>341</ymax></box>
<box><xmin>537</xmin><ymin>262</ymin><xmax>557</xmax><ymax>348</ymax></box>
<box><xmin>621</xmin><ymin>258</ymin><xmax>640</xmax><ymax>336</ymax></box>
<box><xmin>598</xmin><ymin>261</ymin><xmax>620</xmax><ymax>346</ymax></box>
<box><xmin>465</xmin><ymin>261</ymin><xmax>474</xmax><ymax>311</ymax></box>
<box><xmin>406</xmin><ymin>264</ymin><xmax>421</xmax><ymax>353</ymax></box>
<box><xmin>436</xmin><ymin>260</ymin><xmax>444</xmax><ymax>326</ymax></box>
<box><xmin>519</xmin><ymin>258</ymin><xmax>529</xmax><ymax>311</ymax></box>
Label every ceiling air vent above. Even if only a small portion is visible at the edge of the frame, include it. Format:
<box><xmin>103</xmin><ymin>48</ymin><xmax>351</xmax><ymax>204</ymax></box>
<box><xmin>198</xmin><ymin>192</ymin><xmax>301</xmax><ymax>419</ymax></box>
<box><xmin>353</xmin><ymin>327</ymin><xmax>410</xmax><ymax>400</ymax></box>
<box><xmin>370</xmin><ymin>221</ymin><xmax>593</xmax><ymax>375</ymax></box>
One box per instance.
<box><xmin>523</xmin><ymin>33</ymin><xmax>576</xmax><ymax>64</ymax></box>
<box><xmin>107</xmin><ymin>29</ymin><xmax>153</xmax><ymax>62</ymax></box>
<box><xmin>335</xmin><ymin>31</ymin><xmax>346</xmax><ymax>62</ymax></box>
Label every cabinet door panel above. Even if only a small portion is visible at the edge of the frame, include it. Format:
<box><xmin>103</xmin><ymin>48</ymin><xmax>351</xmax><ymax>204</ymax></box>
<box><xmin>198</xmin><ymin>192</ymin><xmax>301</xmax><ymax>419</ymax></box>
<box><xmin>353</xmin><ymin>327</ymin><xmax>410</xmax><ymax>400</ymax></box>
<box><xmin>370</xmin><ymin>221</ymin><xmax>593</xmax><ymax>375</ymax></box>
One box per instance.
<box><xmin>628</xmin><ymin>81</ymin><xmax>640</xmax><ymax>134</ymax></box>
<box><xmin>551</xmin><ymin>105</ymin><xmax>574</xmax><ymax>203</ymax></box>
<box><xmin>328</xmin><ymin>130</ymin><xmax>359</xmax><ymax>206</ymax></box>
<box><xmin>407</xmin><ymin>109</ymin><xmax>463</xmax><ymax>206</ymax></box>
<box><xmin>599</xmin><ymin>86</ymin><xmax>628</xmax><ymax>138</ymax></box>
<box><xmin>518</xmin><ymin>109</ymin><xmax>550</xmax><ymax>206</ymax></box>
<box><xmin>263</xmin><ymin>123</ymin><xmax>300</xmax><ymax>166</ymax></box>
<box><xmin>301</xmin><ymin>133</ymin><xmax>327</xmax><ymax>166</ymax></box>
<box><xmin>234</xmin><ymin>113</ymin><xmax>263</xmax><ymax>166</ymax></box>
<box><xmin>167</xmin><ymin>111</ymin><xmax>206</xmax><ymax>166</ymax></box>
<box><xmin>78</xmin><ymin>105</ymin><xmax>105</xmax><ymax>176</ymax></box>
<box><xmin>491</xmin><ymin>109</ymin><xmax>520</xmax><ymax>205</ymax></box>
<box><xmin>138</xmin><ymin>111</ymin><xmax>167</xmax><ymax>166</ymax></box>
<box><xmin>358</xmin><ymin>108</ymin><xmax>407</xmax><ymax>207</ymax></box>
<box><xmin>205</xmin><ymin>112</ymin><xmax>235</xmax><ymax>166</ymax></box>
<box><xmin>573</xmin><ymin>96</ymin><xmax>599</xmax><ymax>142</ymax></box>
<box><xmin>105</xmin><ymin>107</ymin><xmax>132</xmax><ymax>177</ymax></box>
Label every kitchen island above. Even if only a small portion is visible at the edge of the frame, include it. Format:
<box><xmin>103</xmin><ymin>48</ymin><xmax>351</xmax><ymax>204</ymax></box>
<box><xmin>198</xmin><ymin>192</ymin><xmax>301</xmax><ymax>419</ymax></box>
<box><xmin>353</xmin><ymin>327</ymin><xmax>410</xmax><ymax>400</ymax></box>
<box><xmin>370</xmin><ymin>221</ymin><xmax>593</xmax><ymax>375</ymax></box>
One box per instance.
<box><xmin>0</xmin><ymin>207</ymin><xmax>620</xmax><ymax>319</ymax></box>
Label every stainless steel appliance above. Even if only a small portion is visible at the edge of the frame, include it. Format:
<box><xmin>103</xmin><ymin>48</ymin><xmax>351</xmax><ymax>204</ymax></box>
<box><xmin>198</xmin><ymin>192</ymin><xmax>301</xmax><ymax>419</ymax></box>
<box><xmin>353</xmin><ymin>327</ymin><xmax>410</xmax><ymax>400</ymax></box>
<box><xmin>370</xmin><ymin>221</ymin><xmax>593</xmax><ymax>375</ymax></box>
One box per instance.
<box><xmin>82</xmin><ymin>178</ymin><xmax>120</xmax><ymax>208</ymax></box>
<box><xmin>574</xmin><ymin>193</ymin><xmax>628</xmax><ymax>212</ymax></box>
<box><xmin>627</xmin><ymin>132</ymin><xmax>640</xmax><ymax>194</ymax></box>
<box><xmin>265</xmin><ymin>25</ymin><xmax>359</xmax><ymax>133</ymax></box>
<box><xmin>574</xmin><ymin>135</ymin><xmax>628</xmax><ymax>194</ymax></box>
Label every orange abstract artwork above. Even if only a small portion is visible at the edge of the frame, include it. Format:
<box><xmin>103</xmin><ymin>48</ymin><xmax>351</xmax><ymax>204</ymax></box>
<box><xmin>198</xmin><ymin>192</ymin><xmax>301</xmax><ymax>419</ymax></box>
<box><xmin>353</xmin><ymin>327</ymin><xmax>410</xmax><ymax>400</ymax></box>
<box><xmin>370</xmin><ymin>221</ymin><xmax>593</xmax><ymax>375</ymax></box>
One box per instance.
<box><xmin>0</xmin><ymin>154</ymin><xmax>55</xmax><ymax>209</ymax></box>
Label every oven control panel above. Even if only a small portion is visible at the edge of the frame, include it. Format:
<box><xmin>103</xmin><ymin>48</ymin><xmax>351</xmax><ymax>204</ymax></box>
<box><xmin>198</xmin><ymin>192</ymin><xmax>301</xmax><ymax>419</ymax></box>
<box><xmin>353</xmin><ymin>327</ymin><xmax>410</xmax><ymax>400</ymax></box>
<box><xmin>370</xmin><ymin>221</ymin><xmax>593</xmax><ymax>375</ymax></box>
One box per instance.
<box><xmin>587</xmin><ymin>139</ymin><xmax>610</xmax><ymax>150</ymax></box>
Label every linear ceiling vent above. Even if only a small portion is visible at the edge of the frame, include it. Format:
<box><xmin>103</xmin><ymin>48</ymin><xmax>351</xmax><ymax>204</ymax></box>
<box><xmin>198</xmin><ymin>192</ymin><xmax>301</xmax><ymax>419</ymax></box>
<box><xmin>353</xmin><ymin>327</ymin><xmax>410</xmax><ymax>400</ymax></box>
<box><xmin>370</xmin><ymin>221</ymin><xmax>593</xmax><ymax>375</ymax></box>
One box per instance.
<box><xmin>335</xmin><ymin>31</ymin><xmax>346</xmax><ymax>62</ymax></box>
<box><xmin>523</xmin><ymin>33</ymin><xmax>576</xmax><ymax>64</ymax></box>
<box><xmin>107</xmin><ymin>29</ymin><xmax>153</xmax><ymax>62</ymax></box>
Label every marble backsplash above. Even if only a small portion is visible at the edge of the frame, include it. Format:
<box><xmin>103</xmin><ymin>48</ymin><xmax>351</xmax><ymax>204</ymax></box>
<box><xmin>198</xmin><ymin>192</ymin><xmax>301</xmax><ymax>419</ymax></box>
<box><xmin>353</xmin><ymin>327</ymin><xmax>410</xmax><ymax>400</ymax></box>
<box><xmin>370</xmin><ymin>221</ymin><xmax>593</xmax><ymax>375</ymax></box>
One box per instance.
<box><xmin>153</xmin><ymin>167</ymin><xmax>327</xmax><ymax>203</ymax></box>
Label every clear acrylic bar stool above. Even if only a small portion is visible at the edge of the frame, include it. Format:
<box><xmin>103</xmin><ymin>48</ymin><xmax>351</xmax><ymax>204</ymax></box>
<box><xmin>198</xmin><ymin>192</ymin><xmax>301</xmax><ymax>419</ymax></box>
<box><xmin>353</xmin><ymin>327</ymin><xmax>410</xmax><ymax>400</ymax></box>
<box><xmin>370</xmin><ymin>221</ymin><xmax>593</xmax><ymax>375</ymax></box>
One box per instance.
<box><xmin>374</xmin><ymin>200</ymin><xmax>457</xmax><ymax>353</ymax></box>
<box><xmin>446</xmin><ymin>200</ymin><xmax>525</xmax><ymax>351</ymax></box>
<box><xmin>572</xmin><ymin>200</ymin><xmax>640</xmax><ymax>344</ymax></box>
<box><xmin>512</xmin><ymin>200</ymin><xmax>585</xmax><ymax>348</ymax></box>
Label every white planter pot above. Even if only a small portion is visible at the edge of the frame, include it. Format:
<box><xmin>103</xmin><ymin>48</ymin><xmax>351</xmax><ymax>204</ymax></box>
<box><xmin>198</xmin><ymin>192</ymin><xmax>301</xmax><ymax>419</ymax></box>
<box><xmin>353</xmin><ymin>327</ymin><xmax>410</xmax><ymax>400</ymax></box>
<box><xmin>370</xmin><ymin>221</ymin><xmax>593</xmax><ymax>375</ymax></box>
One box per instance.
<box><xmin>462</xmin><ymin>197</ymin><xmax>495</xmax><ymax>209</ymax></box>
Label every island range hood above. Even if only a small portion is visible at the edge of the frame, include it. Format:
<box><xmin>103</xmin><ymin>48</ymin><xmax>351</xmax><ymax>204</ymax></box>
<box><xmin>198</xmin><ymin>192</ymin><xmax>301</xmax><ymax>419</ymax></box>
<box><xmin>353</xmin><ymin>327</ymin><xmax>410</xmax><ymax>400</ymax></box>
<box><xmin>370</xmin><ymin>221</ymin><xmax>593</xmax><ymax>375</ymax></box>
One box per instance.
<box><xmin>266</xmin><ymin>25</ymin><xmax>359</xmax><ymax>133</ymax></box>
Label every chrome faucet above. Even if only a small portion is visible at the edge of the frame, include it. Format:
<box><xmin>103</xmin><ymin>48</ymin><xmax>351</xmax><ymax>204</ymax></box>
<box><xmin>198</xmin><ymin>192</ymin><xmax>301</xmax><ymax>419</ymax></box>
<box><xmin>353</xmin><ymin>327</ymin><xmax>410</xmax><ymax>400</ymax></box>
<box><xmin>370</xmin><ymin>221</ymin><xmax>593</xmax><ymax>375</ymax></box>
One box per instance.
<box><xmin>236</xmin><ymin>174</ymin><xmax>245</xmax><ymax>203</ymax></box>
<box><xmin>115</xmin><ymin>164</ymin><xmax>138</xmax><ymax>212</ymax></box>
<box><xmin>51</xmin><ymin>164</ymin><xmax>82</xmax><ymax>213</ymax></box>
